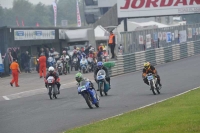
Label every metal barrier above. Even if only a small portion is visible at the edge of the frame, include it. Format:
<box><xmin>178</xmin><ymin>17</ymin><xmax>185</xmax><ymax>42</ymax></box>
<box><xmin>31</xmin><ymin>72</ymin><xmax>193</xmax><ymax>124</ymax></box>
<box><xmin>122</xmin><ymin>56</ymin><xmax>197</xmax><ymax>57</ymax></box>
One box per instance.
<box><xmin>108</xmin><ymin>40</ymin><xmax>200</xmax><ymax>77</ymax></box>
<box><xmin>120</xmin><ymin>23</ymin><xmax>200</xmax><ymax>54</ymax></box>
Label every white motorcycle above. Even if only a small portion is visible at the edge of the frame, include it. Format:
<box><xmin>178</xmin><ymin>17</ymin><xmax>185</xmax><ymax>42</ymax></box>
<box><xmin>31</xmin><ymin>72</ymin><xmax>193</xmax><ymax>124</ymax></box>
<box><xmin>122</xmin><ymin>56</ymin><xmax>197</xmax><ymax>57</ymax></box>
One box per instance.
<box><xmin>80</xmin><ymin>58</ymin><xmax>88</xmax><ymax>74</ymax></box>
<box><xmin>96</xmin><ymin>69</ymin><xmax>110</xmax><ymax>96</ymax></box>
<box><xmin>147</xmin><ymin>73</ymin><xmax>161</xmax><ymax>95</ymax></box>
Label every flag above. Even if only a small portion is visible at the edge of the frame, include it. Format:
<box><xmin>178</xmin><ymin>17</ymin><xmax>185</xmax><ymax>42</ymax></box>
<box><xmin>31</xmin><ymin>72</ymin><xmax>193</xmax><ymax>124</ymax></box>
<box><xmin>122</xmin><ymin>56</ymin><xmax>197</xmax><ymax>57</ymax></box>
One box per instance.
<box><xmin>22</xmin><ymin>20</ymin><xmax>25</xmax><ymax>27</ymax></box>
<box><xmin>76</xmin><ymin>0</ymin><xmax>81</xmax><ymax>27</ymax></box>
<box><xmin>16</xmin><ymin>17</ymin><xmax>20</xmax><ymax>27</ymax></box>
<box><xmin>36</xmin><ymin>22</ymin><xmax>40</xmax><ymax>27</ymax></box>
<box><xmin>52</xmin><ymin>1</ymin><xmax>57</xmax><ymax>27</ymax></box>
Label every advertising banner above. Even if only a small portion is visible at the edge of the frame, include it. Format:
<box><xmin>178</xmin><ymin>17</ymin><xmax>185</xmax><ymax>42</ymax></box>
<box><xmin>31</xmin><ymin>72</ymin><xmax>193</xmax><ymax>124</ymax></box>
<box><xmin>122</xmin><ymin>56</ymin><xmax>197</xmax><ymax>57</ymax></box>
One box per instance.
<box><xmin>188</xmin><ymin>28</ymin><xmax>192</xmax><ymax>38</ymax></box>
<box><xmin>117</xmin><ymin>0</ymin><xmax>200</xmax><ymax>18</ymax></box>
<box><xmin>14</xmin><ymin>30</ymin><xmax>55</xmax><ymax>40</ymax></box>
<box><xmin>52</xmin><ymin>2</ymin><xmax>57</xmax><ymax>27</ymax></box>
<box><xmin>139</xmin><ymin>35</ymin><xmax>144</xmax><ymax>44</ymax></box>
<box><xmin>158</xmin><ymin>32</ymin><xmax>162</xmax><ymax>40</ymax></box>
<box><xmin>76</xmin><ymin>0</ymin><xmax>82</xmax><ymax>27</ymax></box>
<box><xmin>175</xmin><ymin>30</ymin><xmax>179</xmax><ymax>38</ymax></box>
<box><xmin>146</xmin><ymin>34</ymin><xmax>151</xmax><ymax>48</ymax></box>
<box><xmin>166</xmin><ymin>32</ymin><xmax>172</xmax><ymax>43</ymax></box>
<box><xmin>179</xmin><ymin>30</ymin><xmax>187</xmax><ymax>43</ymax></box>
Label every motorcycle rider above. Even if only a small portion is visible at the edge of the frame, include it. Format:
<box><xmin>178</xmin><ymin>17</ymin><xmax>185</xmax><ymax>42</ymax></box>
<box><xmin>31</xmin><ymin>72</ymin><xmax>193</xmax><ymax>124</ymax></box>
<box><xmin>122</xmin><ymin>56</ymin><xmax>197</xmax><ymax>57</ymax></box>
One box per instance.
<box><xmin>61</xmin><ymin>50</ymin><xmax>70</xmax><ymax>74</ymax></box>
<box><xmin>142</xmin><ymin>62</ymin><xmax>162</xmax><ymax>88</ymax></box>
<box><xmin>45</xmin><ymin>66</ymin><xmax>61</xmax><ymax>94</ymax></box>
<box><xmin>94</xmin><ymin>61</ymin><xmax>111</xmax><ymax>91</ymax></box>
<box><xmin>75</xmin><ymin>72</ymin><xmax>95</xmax><ymax>93</ymax></box>
<box><xmin>80</xmin><ymin>55</ymin><xmax>88</xmax><ymax>72</ymax></box>
<box><xmin>97</xmin><ymin>47</ymin><xmax>103</xmax><ymax>62</ymax></box>
<box><xmin>55</xmin><ymin>58</ymin><xmax>63</xmax><ymax>74</ymax></box>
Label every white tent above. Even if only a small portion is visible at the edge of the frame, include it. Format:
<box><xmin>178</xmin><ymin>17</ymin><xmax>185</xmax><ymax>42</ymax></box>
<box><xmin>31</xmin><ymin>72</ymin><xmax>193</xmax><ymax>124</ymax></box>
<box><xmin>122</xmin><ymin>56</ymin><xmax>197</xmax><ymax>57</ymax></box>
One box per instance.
<box><xmin>94</xmin><ymin>25</ymin><xmax>109</xmax><ymax>41</ymax></box>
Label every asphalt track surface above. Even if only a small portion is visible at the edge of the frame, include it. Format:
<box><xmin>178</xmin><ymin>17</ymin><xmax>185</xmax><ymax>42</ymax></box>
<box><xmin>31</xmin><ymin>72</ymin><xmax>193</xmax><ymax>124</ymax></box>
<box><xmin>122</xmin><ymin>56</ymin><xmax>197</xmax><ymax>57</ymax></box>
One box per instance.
<box><xmin>1</xmin><ymin>55</ymin><xmax>200</xmax><ymax>133</ymax></box>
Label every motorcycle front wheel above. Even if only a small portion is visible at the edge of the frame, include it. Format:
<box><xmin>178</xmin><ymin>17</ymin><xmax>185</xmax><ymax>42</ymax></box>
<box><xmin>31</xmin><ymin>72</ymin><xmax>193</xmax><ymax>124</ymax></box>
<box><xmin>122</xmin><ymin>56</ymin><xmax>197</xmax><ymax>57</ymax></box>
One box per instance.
<box><xmin>83</xmin><ymin>93</ymin><xmax>93</xmax><ymax>109</ymax></box>
<box><xmin>99</xmin><ymin>82</ymin><xmax>104</xmax><ymax>96</ymax></box>
<box><xmin>150</xmin><ymin>81</ymin><xmax>156</xmax><ymax>95</ymax></box>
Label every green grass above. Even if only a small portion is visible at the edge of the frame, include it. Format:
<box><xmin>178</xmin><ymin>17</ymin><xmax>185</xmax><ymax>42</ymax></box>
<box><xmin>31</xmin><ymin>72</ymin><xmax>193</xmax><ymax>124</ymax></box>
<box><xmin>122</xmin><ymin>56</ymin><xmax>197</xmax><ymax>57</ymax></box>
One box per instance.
<box><xmin>65</xmin><ymin>89</ymin><xmax>200</xmax><ymax>133</ymax></box>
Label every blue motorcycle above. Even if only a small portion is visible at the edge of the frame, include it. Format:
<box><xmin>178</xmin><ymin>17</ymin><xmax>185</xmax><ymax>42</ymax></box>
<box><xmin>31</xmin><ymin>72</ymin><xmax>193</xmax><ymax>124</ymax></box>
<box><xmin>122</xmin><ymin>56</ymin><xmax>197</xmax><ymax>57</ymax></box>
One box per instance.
<box><xmin>78</xmin><ymin>80</ymin><xmax>99</xmax><ymax>109</ymax></box>
<box><xmin>96</xmin><ymin>69</ymin><xmax>110</xmax><ymax>96</ymax></box>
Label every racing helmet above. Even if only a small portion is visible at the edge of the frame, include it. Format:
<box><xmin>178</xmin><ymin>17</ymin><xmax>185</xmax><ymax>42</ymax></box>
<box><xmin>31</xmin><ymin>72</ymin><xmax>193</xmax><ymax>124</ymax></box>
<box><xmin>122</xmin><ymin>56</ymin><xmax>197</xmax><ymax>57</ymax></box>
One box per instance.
<box><xmin>63</xmin><ymin>50</ymin><xmax>66</xmax><ymax>54</ymax></box>
<box><xmin>48</xmin><ymin>66</ymin><xmax>55</xmax><ymax>74</ymax></box>
<box><xmin>75</xmin><ymin>72</ymin><xmax>83</xmax><ymax>82</ymax></box>
<box><xmin>97</xmin><ymin>61</ymin><xmax>103</xmax><ymax>69</ymax></box>
<box><xmin>66</xmin><ymin>55</ymin><xmax>70</xmax><ymax>60</ymax></box>
<box><xmin>144</xmin><ymin>62</ymin><xmax>150</xmax><ymax>69</ymax></box>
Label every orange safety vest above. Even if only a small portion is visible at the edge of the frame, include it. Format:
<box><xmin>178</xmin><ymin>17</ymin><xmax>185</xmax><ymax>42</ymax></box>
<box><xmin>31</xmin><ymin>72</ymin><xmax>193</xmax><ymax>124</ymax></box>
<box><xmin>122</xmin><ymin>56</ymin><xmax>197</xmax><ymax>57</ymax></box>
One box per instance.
<box><xmin>109</xmin><ymin>34</ymin><xmax>115</xmax><ymax>44</ymax></box>
<box><xmin>10</xmin><ymin>62</ymin><xmax>19</xmax><ymax>70</ymax></box>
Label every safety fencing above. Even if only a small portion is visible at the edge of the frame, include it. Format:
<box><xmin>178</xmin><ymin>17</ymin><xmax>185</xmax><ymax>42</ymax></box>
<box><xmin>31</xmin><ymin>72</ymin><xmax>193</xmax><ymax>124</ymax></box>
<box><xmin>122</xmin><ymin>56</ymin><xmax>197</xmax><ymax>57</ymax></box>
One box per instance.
<box><xmin>120</xmin><ymin>23</ymin><xmax>200</xmax><ymax>54</ymax></box>
<box><xmin>108</xmin><ymin>40</ymin><xmax>200</xmax><ymax>77</ymax></box>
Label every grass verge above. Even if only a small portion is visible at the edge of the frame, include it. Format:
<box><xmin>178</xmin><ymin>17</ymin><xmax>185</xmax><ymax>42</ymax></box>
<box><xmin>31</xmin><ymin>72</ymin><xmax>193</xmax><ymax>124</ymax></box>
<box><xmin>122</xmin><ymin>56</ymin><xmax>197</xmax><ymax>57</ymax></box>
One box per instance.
<box><xmin>66</xmin><ymin>89</ymin><xmax>200</xmax><ymax>133</ymax></box>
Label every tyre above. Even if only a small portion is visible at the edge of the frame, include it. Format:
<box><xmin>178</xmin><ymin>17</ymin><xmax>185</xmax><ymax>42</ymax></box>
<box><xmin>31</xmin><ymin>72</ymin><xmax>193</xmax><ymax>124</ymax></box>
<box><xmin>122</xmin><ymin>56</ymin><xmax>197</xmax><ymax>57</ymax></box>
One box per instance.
<box><xmin>48</xmin><ymin>86</ymin><xmax>52</xmax><ymax>100</ymax></box>
<box><xmin>53</xmin><ymin>94</ymin><xmax>57</xmax><ymax>99</ymax></box>
<box><xmin>156</xmin><ymin>83</ymin><xmax>160</xmax><ymax>94</ymax></box>
<box><xmin>150</xmin><ymin>81</ymin><xmax>156</xmax><ymax>95</ymax></box>
<box><xmin>99</xmin><ymin>82</ymin><xmax>104</xmax><ymax>96</ymax></box>
<box><xmin>83</xmin><ymin>93</ymin><xmax>93</xmax><ymax>109</ymax></box>
<box><xmin>104</xmin><ymin>92</ymin><xmax>108</xmax><ymax>96</ymax></box>
<box><xmin>95</xmin><ymin>102</ymin><xmax>99</xmax><ymax>108</ymax></box>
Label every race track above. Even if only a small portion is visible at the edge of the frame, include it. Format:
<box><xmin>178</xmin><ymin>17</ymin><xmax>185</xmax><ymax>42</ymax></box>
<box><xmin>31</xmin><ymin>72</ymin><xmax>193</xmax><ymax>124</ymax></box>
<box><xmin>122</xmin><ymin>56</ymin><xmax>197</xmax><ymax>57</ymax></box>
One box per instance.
<box><xmin>0</xmin><ymin>55</ymin><xmax>200</xmax><ymax>133</ymax></box>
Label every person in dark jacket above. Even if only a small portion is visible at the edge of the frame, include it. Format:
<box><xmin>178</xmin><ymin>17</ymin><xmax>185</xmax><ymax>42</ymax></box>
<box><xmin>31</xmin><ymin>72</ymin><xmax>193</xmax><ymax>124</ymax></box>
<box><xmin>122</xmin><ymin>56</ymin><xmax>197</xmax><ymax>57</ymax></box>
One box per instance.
<box><xmin>94</xmin><ymin>61</ymin><xmax>111</xmax><ymax>91</ymax></box>
<box><xmin>24</xmin><ymin>51</ymin><xmax>31</xmax><ymax>73</ymax></box>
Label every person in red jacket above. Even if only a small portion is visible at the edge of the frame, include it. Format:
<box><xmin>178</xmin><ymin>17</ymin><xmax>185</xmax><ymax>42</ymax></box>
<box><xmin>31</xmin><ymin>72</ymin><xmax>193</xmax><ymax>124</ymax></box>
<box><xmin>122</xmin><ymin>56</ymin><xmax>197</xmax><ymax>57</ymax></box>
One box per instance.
<box><xmin>10</xmin><ymin>58</ymin><xmax>21</xmax><ymax>87</ymax></box>
<box><xmin>38</xmin><ymin>53</ymin><xmax>46</xmax><ymax>78</ymax></box>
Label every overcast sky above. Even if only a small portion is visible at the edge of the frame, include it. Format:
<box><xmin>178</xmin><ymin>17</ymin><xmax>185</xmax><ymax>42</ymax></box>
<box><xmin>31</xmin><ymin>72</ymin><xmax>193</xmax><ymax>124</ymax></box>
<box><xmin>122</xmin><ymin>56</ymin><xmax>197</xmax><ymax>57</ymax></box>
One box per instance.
<box><xmin>0</xmin><ymin>0</ymin><xmax>54</xmax><ymax>8</ymax></box>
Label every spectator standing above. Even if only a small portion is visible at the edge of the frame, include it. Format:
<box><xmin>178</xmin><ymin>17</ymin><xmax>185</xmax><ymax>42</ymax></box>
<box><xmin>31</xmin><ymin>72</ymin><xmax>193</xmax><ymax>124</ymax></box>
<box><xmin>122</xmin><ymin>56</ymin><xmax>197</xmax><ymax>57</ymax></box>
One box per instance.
<box><xmin>8</xmin><ymin>50</ymin><xmax>13</xmax><ymax>74</ymax></box>
<box><xmin>108</xmin><ymin>31</ymin><xmax>116</xmax><ymax>59</ymax></box>
<box><xmin>38</xmin><ymin>53</ymin><xmax>47</xmax><ymax>78</ymax></box>
<box><xmin>24</xmin><ymin>51</ymin><xmax>31</xmax><ymax>73</ymax></box>
<box><xmin>10</xmin><ymin>58</ymin><xmax>21</xmax><ymax>87</ymax></box>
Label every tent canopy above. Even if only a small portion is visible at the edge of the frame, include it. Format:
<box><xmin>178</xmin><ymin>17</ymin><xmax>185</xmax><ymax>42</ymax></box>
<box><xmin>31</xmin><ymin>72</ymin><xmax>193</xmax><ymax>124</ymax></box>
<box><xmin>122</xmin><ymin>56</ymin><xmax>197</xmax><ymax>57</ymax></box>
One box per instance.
<box><xmin>95</xmin><ymin>25</ymin><xmax>109</xmax><ymax>41</ymax></box>
<box><xmin>59</xmin><ymin>29</ymin><xmax>90</xmax><ymax>42</ymax></box>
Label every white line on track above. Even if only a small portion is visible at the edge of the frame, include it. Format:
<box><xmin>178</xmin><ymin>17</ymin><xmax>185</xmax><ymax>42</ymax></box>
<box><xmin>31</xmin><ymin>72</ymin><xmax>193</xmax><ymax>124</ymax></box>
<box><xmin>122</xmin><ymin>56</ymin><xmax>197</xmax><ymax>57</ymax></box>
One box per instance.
<box><xmin>2</xmin><ymin>96</ymin><xmax>10</xmax><ymax>100</ymax></box>
<box><xmin>66</xmin><ymin>86</ymin><xmax>200</xmax><ymax>131</ymax></box>
<box><xmin>2</xmin><ymin>81</ymin><xmax>77</xmax><ymax>101</ymax></box>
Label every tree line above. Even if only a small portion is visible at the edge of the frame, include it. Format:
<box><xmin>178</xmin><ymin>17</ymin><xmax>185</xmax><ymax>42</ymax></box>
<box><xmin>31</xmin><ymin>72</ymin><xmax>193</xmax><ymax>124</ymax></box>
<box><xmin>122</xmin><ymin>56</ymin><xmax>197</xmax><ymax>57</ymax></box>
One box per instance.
<box><xmin>0</xmin><ymin>0</ymin><xmax>84</xmax><ymax>27</ymax></box>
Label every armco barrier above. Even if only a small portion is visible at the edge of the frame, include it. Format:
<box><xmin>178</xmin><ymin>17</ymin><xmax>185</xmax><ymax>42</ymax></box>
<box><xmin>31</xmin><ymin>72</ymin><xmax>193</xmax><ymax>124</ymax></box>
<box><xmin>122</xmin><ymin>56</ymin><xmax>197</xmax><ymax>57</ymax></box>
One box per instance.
<box><xmin>108</xmin><ymin>40</ymin><xmax>200</xmax><ymax>76</ymax></box>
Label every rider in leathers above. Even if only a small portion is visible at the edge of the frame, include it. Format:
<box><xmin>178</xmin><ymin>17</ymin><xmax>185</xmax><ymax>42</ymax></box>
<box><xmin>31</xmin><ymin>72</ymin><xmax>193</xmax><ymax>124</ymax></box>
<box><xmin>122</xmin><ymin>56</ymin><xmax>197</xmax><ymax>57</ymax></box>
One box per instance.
<box><xmin>61</xmin><ymin>50</ymin><xmax>70</xmax><ymax>74</ymax></box>
<box><xmin>94</xmin><ymin>61</ymin><xmax>111</xmax><ymax>91</ymax></box>
<box><xmin>45</xmin><ymin>66</ymin><xmax>61</xmax><ymax>94</ymax></box>
<box><xmin>142</xmin><ymin>62</ymin><xmax>162</xmax><ymax>88</ymax></box>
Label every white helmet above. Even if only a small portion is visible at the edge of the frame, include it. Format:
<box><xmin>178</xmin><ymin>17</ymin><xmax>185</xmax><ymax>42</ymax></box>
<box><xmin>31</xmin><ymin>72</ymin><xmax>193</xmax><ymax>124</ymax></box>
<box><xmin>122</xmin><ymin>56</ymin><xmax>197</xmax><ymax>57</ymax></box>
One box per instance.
<box><xmin>89</xmin><ymin>47</ymin><xmax>94</xmax><ymax>52</ymax></box>
<box><xmin>48</xmin><ymin>66</ymin><xmax>54</xmax><ymax>72</ymax></box>
<box><xmin>66</xmin><ymin>55</ymin><xmax>70</xmax><ymax>60</ymax></box>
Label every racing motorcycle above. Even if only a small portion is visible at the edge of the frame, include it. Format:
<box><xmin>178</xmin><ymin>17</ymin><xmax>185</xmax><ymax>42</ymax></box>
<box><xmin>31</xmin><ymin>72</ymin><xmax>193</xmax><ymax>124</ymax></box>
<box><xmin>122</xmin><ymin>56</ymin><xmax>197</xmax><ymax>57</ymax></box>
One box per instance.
<box><xmin>147</xmin><ymin>73</ymin><xmax>161</xmax><ymax>95</ymax></box>
<box><xmin>62</xmin><ymin>55</ymin><xmax>70</xmax><ymax>75</ymax></box>
<box><xmin>77</xmin><ymin>79</ymin><xmax>99</xmax><ymax>109</ymax></box>
<box><xmin>71</xmin><ymin>57</ymin><xmax>79</xmax><ymax>71</ymax></box>
<box><xmin>56</xmin><ymin>60</ymin><xmax>63</xmax><ymax>75</ymax></box>
<box><xmin>96</xmin><ymin>69</ymin><xmax>110</xmax><ymax>96</ymax></box>
<box><xmin>87</xmin><ymin>57</ymin><xmax>94</xmax><ymax>72</ymax></box>
<box><xmin>80</xmin><ymin>58</ymin><xmax>88</xmax><ymax>74</ymax></box>
<box><xmin>46</xmin><ymin>76</ymin><xmax>58</xmax><ymax>100</ymax></box>
<box><xmin>48</xmin><ymin>56</ymin><xmax>56</xmax><ymax>68</ymax></box>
